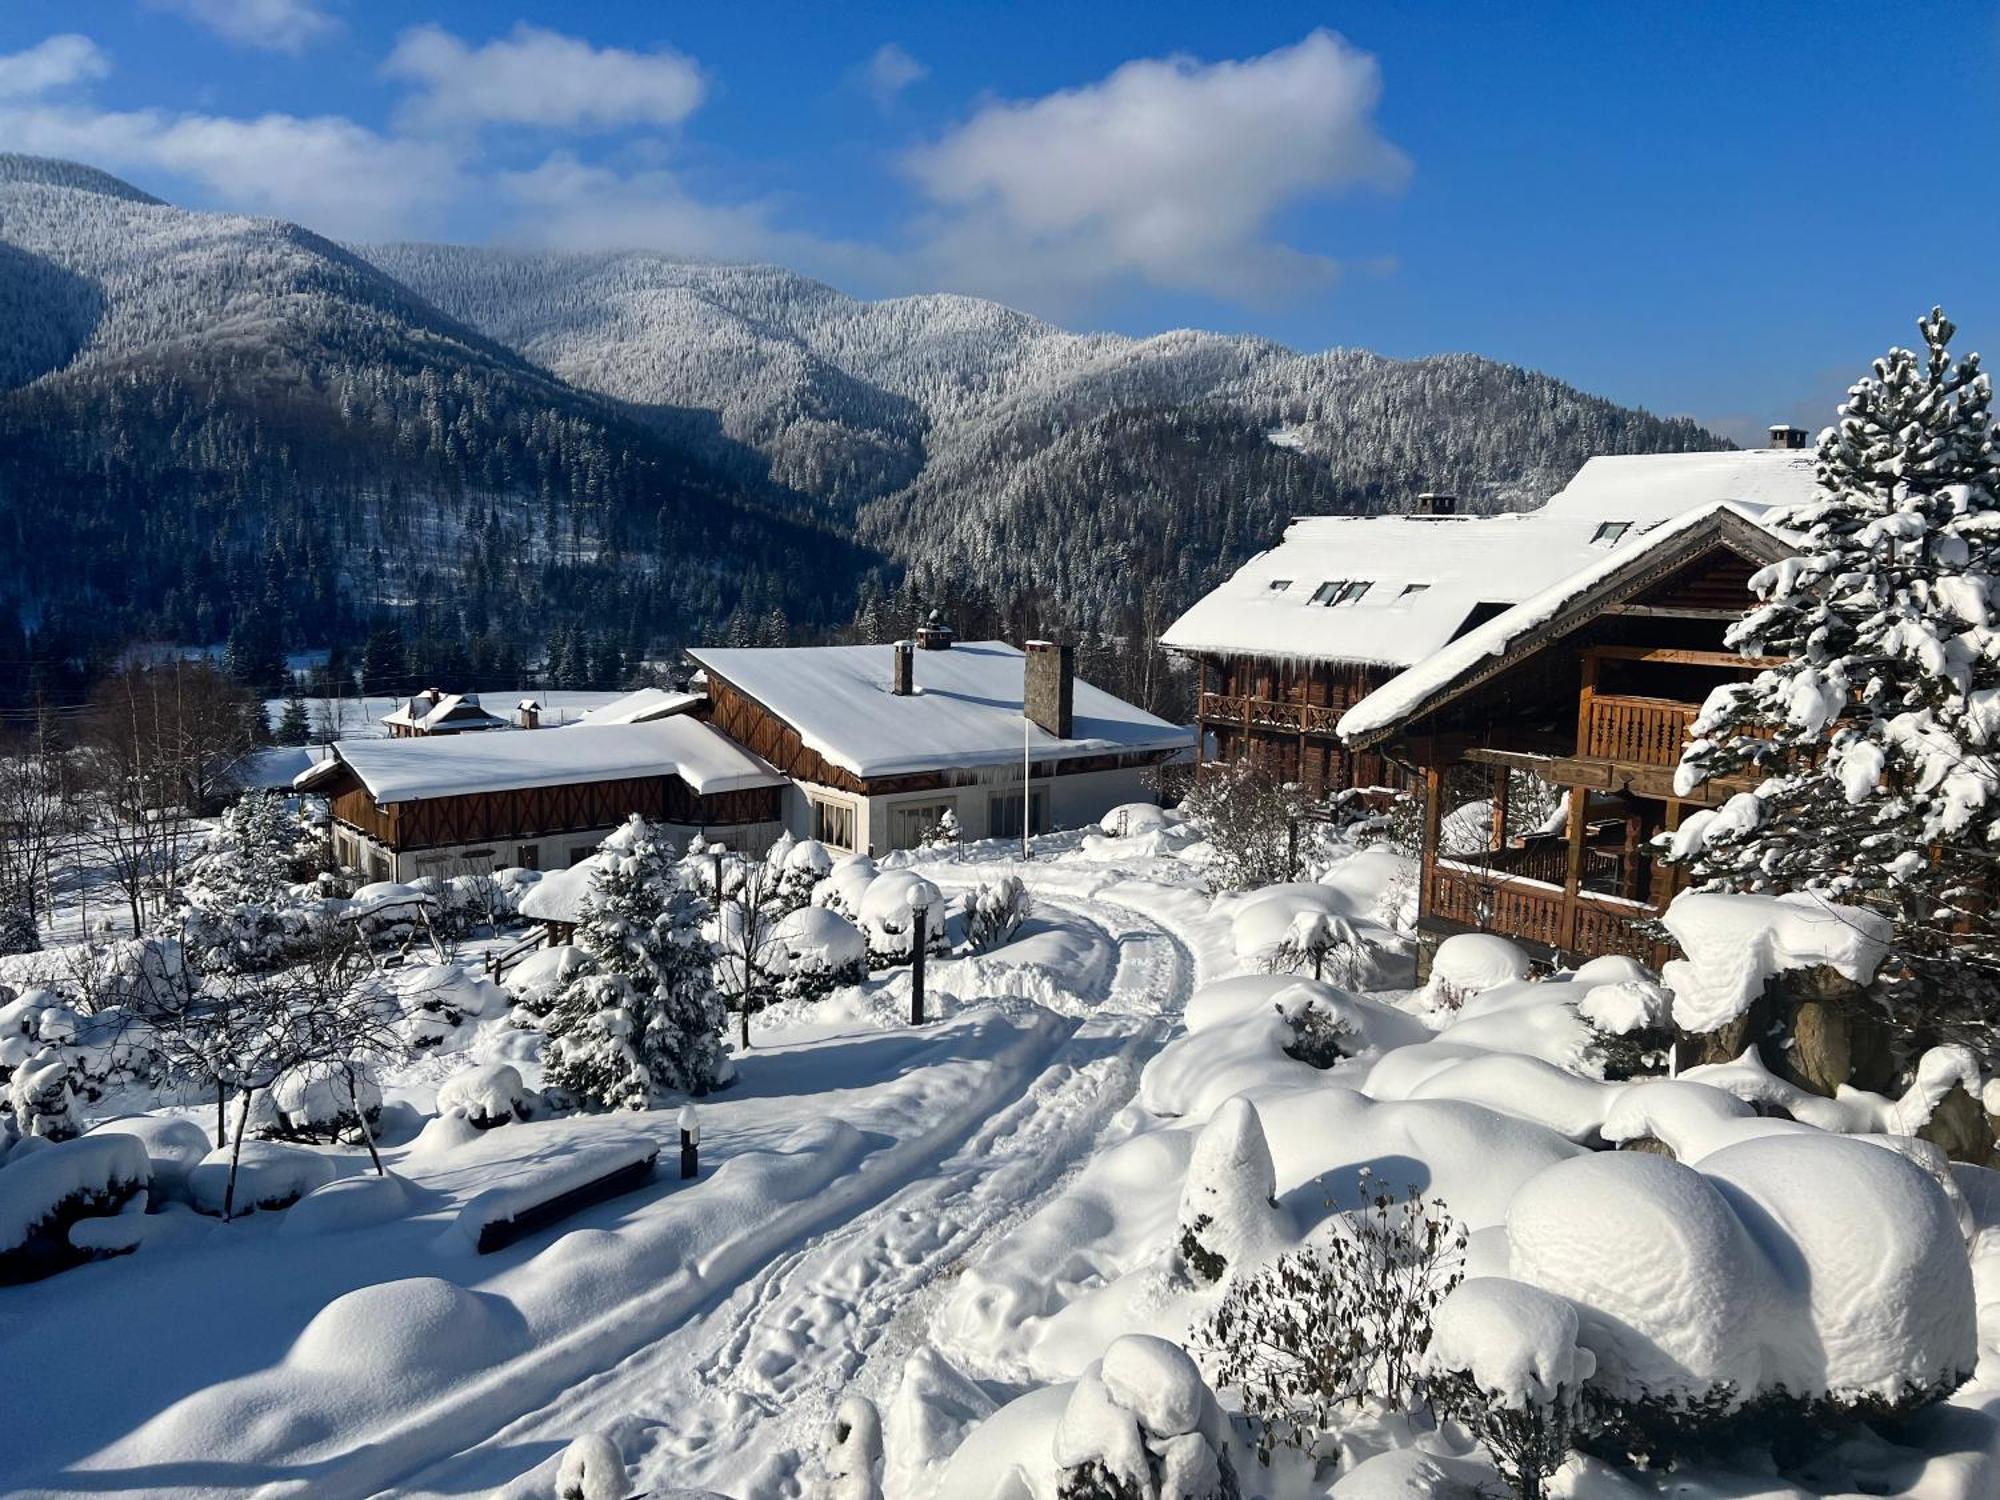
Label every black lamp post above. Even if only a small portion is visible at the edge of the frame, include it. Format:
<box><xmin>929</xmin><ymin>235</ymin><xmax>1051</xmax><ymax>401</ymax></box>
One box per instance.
<box><xmin>906</xmin><ymin>877</ymin><xmax>941</xmax><ymax>1026</ymax></box>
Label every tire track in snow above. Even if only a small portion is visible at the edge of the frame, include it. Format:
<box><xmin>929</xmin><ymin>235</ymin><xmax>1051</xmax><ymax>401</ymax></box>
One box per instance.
<box><xmin>397</xmin><ymin>894</ymin><xmax>1195</xmax><ymax>1500</ymax></box>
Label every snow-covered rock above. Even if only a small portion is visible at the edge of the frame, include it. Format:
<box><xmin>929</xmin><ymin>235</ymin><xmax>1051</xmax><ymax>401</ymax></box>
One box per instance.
<box><xmin>1660</xmin><ymin>890</ymin><xmax>1891</xmax><ymax>1033</ymax></box>
<box><xmin>87</xmin><ymin>1114</ymin><xmax>211</xmax><ymax>1203</ymax></box>
<box><xmin>436</xmin><ymin>1063</ymin><xmax>536</xmax><ymax>1128</ymax></box>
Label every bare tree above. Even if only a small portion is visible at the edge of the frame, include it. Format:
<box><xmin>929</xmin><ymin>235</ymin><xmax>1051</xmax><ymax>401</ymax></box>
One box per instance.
<box><xmin>0</xmin><ymin>716</ymin><xmax>80</xmax><ymax>939</ymax></box>
<box><xmin>715</xmin><ymin>863</ymin><xmax>785</xmax><ymax>1050</ymax></box>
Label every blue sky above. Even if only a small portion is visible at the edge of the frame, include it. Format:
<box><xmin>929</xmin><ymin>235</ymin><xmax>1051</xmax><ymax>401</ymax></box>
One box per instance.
<box><xmin>1</xmin><ymin>1</ymin><xmax>1995</xmax><ymax>442</ymax></box>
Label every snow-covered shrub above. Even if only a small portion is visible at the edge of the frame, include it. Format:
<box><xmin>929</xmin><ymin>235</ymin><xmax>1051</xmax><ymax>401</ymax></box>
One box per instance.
<box><xmin>1197</xmin><ymin>1173</ymin><xmax>1466</xmax><ymax>1465</ymax></box>
<box><xmin>921</xmin><ymin>808</ymin><xmax>962</xmax><ymax>853</ymax></box>
<box><xmin>180</xmin><ymin>790</ymin><xmax>320</xmax><ymax>910</ymax></box>
<box><xmin>506</xmin><ymin>943</ymin><xmax>590</xmax><ymax>1023</ymax></box>
<box><xmin>768</xmin><ymin>906</ymin><xmax>867</xmax><ymax>1004</ymax></box>
<box><xmin>555</xmin><ymin>1433</ymin><xmax>628</xmax><ymax>1500</ymax></box>
<box><xmin>1054</xmin><ymin>1337</ymin><xmax>1241</xmax><ymax>1500</ymax></box>
<box><xmin>88</xmin><ymin>1114</ymin><xmax>210</xmax><ymax>1205</ymax></box>
<box><xmin>257</xmin><ymin>1061</ymin><xmax>383</xmax><ymax>1143</ymax></box>
<box><xmin>0</xmin><ymin>1133</ymin><xmax>150</xmax><ymax>1282</ymax></box>
<box><xmin>1099</xmin><ymin>802</ymin><xmax>1172</xmax><ymax>838</ymax></box>
<box><xmin>1427</xmin><ymin>1279</ymin><xmax>1593</xmax><ymax>1500</ymax></box>
<box><xmin>778</xmin><ymin>837</ymin><xmax>834</xmax><ymax>912</ymax></box>
<box><xmin>1180</xmin><ymin>759</ymin><xmax>1321</xmax><ymax>893</ymax></box>
<box><xmin>814</xmin><ymin>853</ymin><xmax>878</xmax><ymax>920</ymax></box>
<box><xmin>1176</xmin><ymin>1096</ymin><xmax>1288</xmax><ymax>1286</ymax></box>
<box><xmin>1273</xmin><ymin>985</ymin><xmax>1360</xmax><ymax>1069</ymax></box>
<box><xmin>188</xmin><ymin>1140</ymin><xmax>334</xmax><ymax>1216</ymax></box>
<box><xmin>1576</xmin><ymin>977</ymin><xmax>1674</xmax><ymax>1080</ymax></box>
<box><xmin>818</xmin><ymin>1394</ymin><xmax>884</xmax><ymax>1500</ymax></box>
<box><xmin>856</xmin><ymin>870</ymin><xmax>949</xmax><ymax>967</ymax></box>
<box><xmin>962</xmin><ymin>875</ymin><xmax>1029</xmax><ymax>954</ymax></box>
<box><xmin>1422</xmin><ymin>933</ymin><xmax>1531</xmax><ymax>1012</ymax></box>
<box><xmin>398</xmin><ymin>964</ymin><xmax>505</xmax><ymax>1051</ymax></box>
<box><xmin>436</xmin><ymin>1063</ymin><xmax>535</xmax><ymax>1129</ymax></box>
<box><xmin>6</xmin><ymin>1047</ymin><xmax>80</xmax><ymax>1141</ymax></box>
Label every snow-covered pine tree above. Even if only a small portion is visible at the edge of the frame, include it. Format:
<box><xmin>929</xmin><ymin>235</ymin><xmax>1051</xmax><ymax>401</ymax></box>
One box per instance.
<box><xmin>1673</xmin><ymin>308</ymin><xmax>2000</xmax><ymax>1043</ymax></box>
<box><xmin>275</xmin><ymin>694</ymin><xmax>311</xmax><ymax>746</ymax></box>
<box><xmin>542</xmin><ymin>816</ymin><xmax>729</xmax><ymax>1109</ymax></box>
<box><xmin>182</xmin><ymin>790</ymin><xmax>311</xmax><ymax>910</ymax></box>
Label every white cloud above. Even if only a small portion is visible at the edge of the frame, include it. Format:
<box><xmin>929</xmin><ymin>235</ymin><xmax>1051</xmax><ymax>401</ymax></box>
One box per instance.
<box><xmin>905</xmin><ymin>29</ymin><xmax>1408</xmax><ymax>305</ymax></box>
<box><xmin>385</xmin><ymin>23</ymin><xmax>705</xmax><ymax>133</ymax></box>
<box><xmin>859</xmin><ymin>43</ymin><xmax>927</xmax><ymax>110</ymax></box>
<box><xmin>0</xmin><ymin>34</ymin><xmax>109</xmax><ymax>98</ymax></box>
<box><xmin>149</xmin><ymin>0</ymin><xmax>338</xmax><ymax>55</ymax></box>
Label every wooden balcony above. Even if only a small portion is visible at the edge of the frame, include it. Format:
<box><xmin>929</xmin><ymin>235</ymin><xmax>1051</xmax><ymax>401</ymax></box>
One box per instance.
<box><xmin>1426</xmin><ymin>859</ymin><xmax>1674</xmax><ymax>968</ymax></box>
<box><xmin>1579</xmin><ymin>693</ymin><xmax>1698</xmax><ymax>767</ymax></box>
<box><xmin>1197</xmin><ymin>692</ymin><xmax>1343</xmax><ymax>737</ymax></box>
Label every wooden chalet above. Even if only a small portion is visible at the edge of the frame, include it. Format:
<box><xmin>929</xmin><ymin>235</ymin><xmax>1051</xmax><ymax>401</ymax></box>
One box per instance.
<box><xmin>687</xmin><ymin>633</ymin><xmax>1192</xmax><ymax>857</ymax></box>
<box><xmin>1336</xmin><ymin>502</ymin><xmax>1796</xmax><ymax>972</ymax></box>
<box><xmin>1161</xmin><ymin>444</ymin><xmax>1818</xmax><ymax>798</ymax></box>
<box><xmin>295</xmin><ymin>718</ymin><xmax>786</xmax><ymax>881</ymax></box>
<box><xmin>381</xmin><ymin>689</ymin><xmax>510</xmax><ymax>738</ymax></box>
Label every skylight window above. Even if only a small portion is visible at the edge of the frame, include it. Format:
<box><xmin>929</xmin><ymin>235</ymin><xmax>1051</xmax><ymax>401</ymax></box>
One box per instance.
<box><xmin>1308</xmin><ymin>581</ymin><xmax>1343</xmax><ymax>605</ymax></box>
<box><xmin>1400</xmin><ymin>583</ymin><xmax>1431</xmax><ymax>597</ymax></box>
<box><xmin>1310</xmin><ymin>580</ymin><xmax>1373</xmax><ymax>606</ymax></box>
<box><xmin>1591</xmin><ymin>521</ymin><xmax>1632</xmax><ymax>545</ymax></box>
<box><xmin>1268</xmin><ymin>579</ymin><xmax>1293</xmax><ymax>591</ymax></box>
<box><xmin>1335</xmin><ymin>580</ymin><xmax>1373</xmax><ymax>604</ymax></box>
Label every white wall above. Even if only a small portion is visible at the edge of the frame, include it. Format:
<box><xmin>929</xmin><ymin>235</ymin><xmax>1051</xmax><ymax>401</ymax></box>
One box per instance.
<box><xmin>333</xmin><ymin>818</ymin><xmax>786</xmax><ymax>883</ymax></box>
<box><xmin>784</xmin><ymin>764</ymin><xmax>1162</xmax><ymax>858</ymax></box>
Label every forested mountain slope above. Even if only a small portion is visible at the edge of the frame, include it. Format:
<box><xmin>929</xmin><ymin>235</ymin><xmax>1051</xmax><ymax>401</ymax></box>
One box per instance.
<box><xmin>0</xmin><ymin>156</ymin><xmax>870</xmax><ymax>705</ymax></box>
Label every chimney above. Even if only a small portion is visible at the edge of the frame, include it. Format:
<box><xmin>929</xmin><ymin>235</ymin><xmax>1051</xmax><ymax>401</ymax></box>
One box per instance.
<box><xmin>1024</xmin><ymin>640</ymin><xmax>1074</xmax><ymax>739</ymax></box>
<box><xmin>1413</xmin><ymin>492</ymin><xmax>1457</xmax><ymax>517</ymax></box>
<box><xmin>1768</xmin><ymin>424</ymin><xmax>1808</xmax><ymax>451</ymax></box>
<box><xmin>916</xmin><ymin>610</ymin><xmax>954</xmax><ymax>650</ymax></box>
<box><xmin>892</xmin><ymin>639</ymin><xmax>914</xmax><ymax>696</ymax></box>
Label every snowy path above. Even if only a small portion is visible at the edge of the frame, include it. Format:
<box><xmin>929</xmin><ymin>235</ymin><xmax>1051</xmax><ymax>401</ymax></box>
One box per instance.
<box><xmin>393</xmin><ymin>885</ymin><xmax>1210</xmax><ymax>1499</ymax></box>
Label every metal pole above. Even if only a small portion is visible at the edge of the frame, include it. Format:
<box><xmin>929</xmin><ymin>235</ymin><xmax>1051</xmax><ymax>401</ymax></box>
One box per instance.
<box><xmin>1288</xmin><ymin>818</ymin><xmax>1299</xmax><ymax>882</ymax></box>
<box><xmin>1022</xmin><ymin>712</ymin><xmax>1031</xmax><ymax>861</ymax></box>
<box><xmin>910</xmin><ymin>904</ymin><xmax>927</xmax><ymax>1026</ymax></box>
<box><xmin>679</xmin><ymin>1104</ymin><xmax>700</xmax><ymax>1179</ymax></box>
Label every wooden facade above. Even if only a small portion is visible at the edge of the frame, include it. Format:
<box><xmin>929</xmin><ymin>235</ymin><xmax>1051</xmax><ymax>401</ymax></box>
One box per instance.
<box><xmin>1346</xmin><ymin>512</ymin><xmax>1796</xmax><ymax>971</ymax></box>
<box><xmin>323</xmin><ymin>768</ymin><xmax>781</xmax><ymax>856</ymax></box>
<box><xmin>1191</xmin><ymin>654</ymin><xmax>1402</xmax><ymax>796</ymax></box>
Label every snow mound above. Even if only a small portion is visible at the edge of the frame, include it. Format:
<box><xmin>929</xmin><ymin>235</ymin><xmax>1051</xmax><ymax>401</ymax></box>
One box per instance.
<box><xmin>1506</xmin><ymin>1152</ymin><xmax>1771</xmax><ymax>1402</ymax></box>
<box><xmin>1098</xmin><ymin>803</ymin><xmax>1171</xmax><ymax>836</ymax></box>
<box><xmin>1176</xmin><ymin>1096</ymin><xmax>1288</xmax><ymax>1280</ymax></box>
<box><xmin>88</xmin><ymin>1114</ymin><xmax>210</xmax><ymax>1202</ymax></box>
<box><xmin>189</xmin><ymin>1141</ymin><xmax>335</xmax><ymax>1216</ymax></box>
<box><xmin>278</xmin><ymin>1170</ymin><xmax>413</xmax><ymax>1238</ymax></box>
<box><xmin>436</xmin><ymin>1063</ymin><xmax>536</xmax><ymax>1128</ymax></box>
<box><xmin>0</xmin><ymin>1133</ymin><xmax>150</xmax><ymax>1253</ymax></box>
<box><xmin>1327</xmin><ymin>1447</ymin><xmax>1495</xmax><ymax>1499</ymax></box>
<box><xmin>1428</xmin><ymin>1277</ymin><xmax>1595</xmax><ymax>1407</ymax></box>
<box><xmin>1368</xmin><ymin>1048</ymin><xmax>1615</xmax><ymax>1143</ymax></box>
<box><xmin>1424</xmin><ymin>933</ymin><xmax>1531</xmax><ymax>1007</ymax></box>
<box><xmin>555</xmin><ymin>1432</ymin><xmax>628</xmax><ymax>1500</ymax></box>
<box><xmin>289</xmin><ymin>1276</ymin><xmax>526</xmax><ymax>1383</ymax></box>
<box><xmin>768</xmin><ymin>904</ymin><xmax>867</xmax><ymax>974</ymax></box>
<box><xmin>1577</xmin><ymin>979</ymin><xmax>1672</xmax><ymax>1036</ymax></box>
<box><xmin>507</xmin><ymin>942</ymin><xmax>589</xmax><ymax>999</ymax></box>
<box><xmin>1661</xmin><ymin>890</ymin><xmax>1890</xmax><ymax>1033</ymax></box>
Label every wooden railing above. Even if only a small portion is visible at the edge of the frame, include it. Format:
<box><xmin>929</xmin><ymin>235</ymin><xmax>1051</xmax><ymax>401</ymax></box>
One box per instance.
<box><xmin>1198</xmin><ymin>692</ymin><xmax>1343</xmax><ymax>737</ymax></box>
<box><xmin>1427</xmin><ymin>860</ymin><xmax>1674</xmax><ymax>967</ymax></box>
<box><xmin>1579</xmin><ymin>694</ymin><xmax>1699</xmax><ymax>767</ymax></box>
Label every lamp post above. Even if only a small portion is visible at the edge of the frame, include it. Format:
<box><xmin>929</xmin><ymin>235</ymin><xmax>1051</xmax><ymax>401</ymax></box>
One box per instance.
<box><xmin>678</xmin><ymin>1103</ymin><xmax>700</xmax><ymax>1180</ymax></box>
<box><xmin>906</xmin><ymin>877</ymin><xmax>941</xmax><ymax>1026</ymax></box>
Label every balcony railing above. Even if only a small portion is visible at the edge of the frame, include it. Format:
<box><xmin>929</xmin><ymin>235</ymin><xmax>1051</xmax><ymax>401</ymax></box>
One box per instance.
<box><xmin>1427</xmin><ymin>860</ymin><xmax>1673</xmax><ymax>967</ymax></box>
<box><xmin>1580</xmin><ymin>693</ymin><xmax>1699</xmax><ymax>767</ymax></box>
<box><xmin>1198</xmin><ymin>692</ymin><xmax>1343</xmax><ymax>737</ymax></box>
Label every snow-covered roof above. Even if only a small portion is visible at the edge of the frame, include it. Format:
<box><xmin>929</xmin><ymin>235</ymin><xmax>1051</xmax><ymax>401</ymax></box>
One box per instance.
<box><xmin>1160</xmin><ymin>447</ymin><xmax>1817</xmax><ymax>668</ymax></box>
<box><xmin>379</xmin><ymin>690</ymin><xmax>509</xmax><ymax>733</ymax></box>
<box><xmin>296</xmin><ymin>718</ymin><xmax>786</xmax><ymax>803</ymax></box>
<box><xmin>1337</xmin><ymin>502</ymin><xmax>1796</xmax><ymax>745</ymax></box>
<box><xmin>574</xmin><ymin>686</ymin><xmax>704</xmax><ymax>725</ymax></box>
<box><xmin>687</xmin><ymin>640</ymin><xmax>1193</xmax><ymax>779</ymax></box>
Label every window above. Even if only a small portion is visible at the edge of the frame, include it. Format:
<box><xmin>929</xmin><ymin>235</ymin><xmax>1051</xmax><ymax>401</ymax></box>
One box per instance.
<box><xmin>569</xmin><ymin>846</ymin><xmax>595</xmax><ymax>867</ymax></box>
<box><xmin>1312</xmin><ymin>580</ymin><xmax>1372</xmax><ymax>606</ymax></box>
<box><xmin>1591</xmin><ymin>521</ymin><xmax>1632</xmax><ymax>544</ymax></box>
<box><xmin>517</xmin><ymin>843</ymin><xmax>540</xmax><ymax>871</ymax></box>
<box><xmin>1335</xmin><ymin>580</ymin><xmax>1373</xmax><ymax>605</ymax></box>
<box><xmin>890</xmin><ymin>801</ymin><xmax>956</xmax><ymax>850</ymax></box>
<box><xmin>989</xmin><ymin>788</ymin><xmax>1050</xmax><ymax>841</ymax></box>
<box><xmin>1400</xmin><ymin>582</ymin><xmax>1431</xmax><ymax>597</ymax></box>
<box><xmin>1267</xmin><ymin>578</ymin><xmax>1293</xmax><ymax>591</ymax></box>
<box><xmin>812</xmin><ymin>797</ymin><xmax>857</xmax><ymax>852</ymax></box>
<box><xmin>1309</xmin><ymin>581</ymin><xmax>1344</xmax><ymax>605</ymax></box>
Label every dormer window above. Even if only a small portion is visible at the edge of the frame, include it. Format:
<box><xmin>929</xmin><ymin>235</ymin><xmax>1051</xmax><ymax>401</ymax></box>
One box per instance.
<box><xmin>1591</xmin><ymin>521</ymin><xmax>1632</xmax><ymax>545</ymax></box>
<box><xmin>1335</xmin><ymin>580</ymin><xmax>1373</xmax><ymax>604</ymax></box>
<box><xmin>1268</xmin><ymin>579</ymin><xmax>1293</xmax><ymax>591</ymax></box>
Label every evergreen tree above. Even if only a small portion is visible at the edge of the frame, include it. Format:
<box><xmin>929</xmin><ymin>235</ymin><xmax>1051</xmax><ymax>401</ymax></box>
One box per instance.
<box><xmin>1673</xmin><ymin>308</ymin><xmax>2000</xmax><ymax>1046</ymax></box>
<box><xmin>542</xmin><ymin>816</ymin><xmax>729</xmax><ymax>1108</ymax></box>
<box><xmin>275</xmin><ymin>693</ymin><xmax>311</xmax><ymax>746</ymax></box>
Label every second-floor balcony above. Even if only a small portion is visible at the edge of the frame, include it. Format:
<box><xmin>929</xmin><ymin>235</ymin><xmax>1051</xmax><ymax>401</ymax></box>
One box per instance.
<box><xmin>1197</xmin><ymin>691</ymin><xmax>1343</xmax><ymax>737</ymax></box>
<box><xmin>1579</xmin><ymin>692</ymin><xmax>1699</xmax><ymax>767</ymax></box>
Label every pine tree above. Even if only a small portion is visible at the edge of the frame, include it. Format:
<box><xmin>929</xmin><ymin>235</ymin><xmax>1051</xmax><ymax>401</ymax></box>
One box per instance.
<box><xmin>275</xmin><ymin>693</ymin><xmax>311</xmax><ymax>746</ymax></box>
<box><xmin>542</xmin><ymin>817</ymin><xmax>729</xmax><ymax>1108</ymax></box>
<box><xmin>1673</xmin><ymin>308</ymin><xmax>2000</xmax><ymax>1045</ymax></box>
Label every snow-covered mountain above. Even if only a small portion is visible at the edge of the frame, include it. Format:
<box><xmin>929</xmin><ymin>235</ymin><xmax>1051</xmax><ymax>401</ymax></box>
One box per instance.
<box><xmin>0</xmin><ymin>154</ymin><xmax>1723</xmax><ymax>704</ymax></box>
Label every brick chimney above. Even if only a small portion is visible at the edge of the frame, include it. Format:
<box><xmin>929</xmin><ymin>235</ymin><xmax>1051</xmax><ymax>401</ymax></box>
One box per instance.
<box><xmin>916</xmin><ymin>610</ymin><xmax>954</xmax><ymax>650</ymax></box>
<box><xmin>1768</xmin><ymin>424</ymin><xmax>1808</xmax><ymax>450</ymax></box>
<box><xmin>892</xmin><ymin>639</ymin><xmax>914</xmax><ymax>696</ymax></box>
<box><xmin>1412</xmin><ymin>492</ymin><xmax>1457</xmax><ymax>516</ymax></box>
<box><xmin>1024</xmin><ymin>640</ymin><xmax>1073</xmax><ymax>739</ymax></box>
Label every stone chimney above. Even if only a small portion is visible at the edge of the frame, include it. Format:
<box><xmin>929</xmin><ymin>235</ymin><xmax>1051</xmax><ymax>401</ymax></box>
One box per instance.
<box><xmin>1412</xmin><ymin>492</ymin><xmax>1457</xmax><ymax>516</ymax></box>
<box><xmin>916</xmin><ymin>610</ymin><xmax>954</xmax><ymax>650</ymax></box>
<box><xmin>1024</xmin><ymin>640</ymin><xmax>1073</xmax><ymax>739</ymax></box>
<box><xmin>1768</xmin><ymin>424</ymin><xmax>1808</xmax><ymax>450</ymax></box>
<box><xmin>892</xmin><ymin>639</ymin><xmax>914</xmax><ymax>696</ymax></box>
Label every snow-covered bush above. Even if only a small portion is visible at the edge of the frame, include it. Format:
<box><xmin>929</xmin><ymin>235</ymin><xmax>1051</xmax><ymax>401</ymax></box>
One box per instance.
<box><xmin>1197</xmin><ymin>1173</ymin><xmax>1466</xmax><ymax>1465</ymax></box>
<box><xmin>188</xmin><ymin>1140</ymin><xmax>334</xmax><ymax>1216</ymax></box>
<box><xmin>1176</xmin><ymin>1096</ymin><xmax>1287</xmax><ymax>1286</ymax></box>
<box><xmin>398</xmin><ymin>964</ymin><xmax>506</xmax><ymax>1051</ymax></box>
<box><xmin>257</xmin><ymin>1060</ymin><xmax>383</xmax><ymax>1142</ymax></box>
<box><xmin>1054</xmin><ymin>1337</ymin><xmax>1241</xmax><ymax>1500</ymax></box>
<box><xmin>1575</xmin><ymin>975</ymin><xmax>1674</xmax><ymax>1080</ymax></box>
<box><xmin>555</xmin><ymin>1433</ymin><xmax>628</xmax><ymax>1500</ymax></box>
<box><xmin>0</xmin><ymin>888</ymin><xmax>38</xmax><ymax>956</ymax></box>
<box><xmin>814</xmin><ymin>854</ymin><xmax>878</xmax><ymax>920</ymax></box>
<box><xmin>921</xmin><ymin>808</ymin><xmax>961</xmax><ymax>853</ymax></box>
<box><xmin>1180</xmin><ymin>759</ymin><xmax>1320</xmax><ymax>893</ymax></box>
<box><xmin>768</xmin><ymin>906</ymin><xmax>867</xmax><ymax>1004</ymax></box>
<box><xmin>1427</xmin><ymin>1279</ymin><xmax>1594</xmax><ymax>1500</ymax></box>
<box><xmin>856</xmin><ymin>870</ymin><xmax>949</xmax><ymax>967</ymax></box>
<box><xmin>436</xmin><ymin>1063</ymin><xmax>536</xmax><ymax>1129</ymax></box>
<box><xmin>506</xmin><ymin>943</ymin><xmax>590</xmax><ymax>1023</ymax></box>
<box><xmin>1273</xmin><ymin>985</ymin><xmax>1360</xmax><ymax>1069</ymax></box>
<box><xmin>180</xmin><ymin>789</ymin><xmax>320</xmax><ymax>910</ymax></box>
<box><xmin>777</xmin><ymin>837</ymin><xmax>834</xmax><ymax>912</ymax></box>
<box><xmin>0</xmin><ymin>1133</ymin><xmax>150</xmax><ymax>1282</ymax></box>
<box><xmin>1422</xmin><ymin>933</ymin><xmax>1531</xmax><ymax>1012</ymax></box>
<box><xmin>1099</xmin><ymin>803</ymin><xmax>1172</xmax><ymax>838</ymax></box>
<box><xmin>962</xmin><ymin>875</ymin><xmax>1029</xmax><ymax>954</ymax></box>
<box><xmin>88</xmin><ymin>1114</ymin><xmax>210</xmax><ymax>1204</ymax></box>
